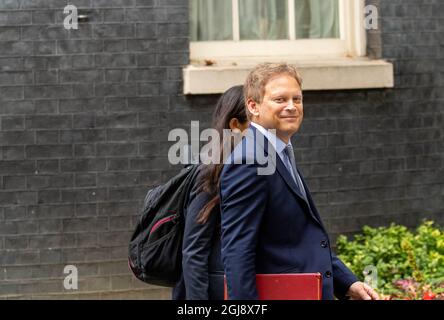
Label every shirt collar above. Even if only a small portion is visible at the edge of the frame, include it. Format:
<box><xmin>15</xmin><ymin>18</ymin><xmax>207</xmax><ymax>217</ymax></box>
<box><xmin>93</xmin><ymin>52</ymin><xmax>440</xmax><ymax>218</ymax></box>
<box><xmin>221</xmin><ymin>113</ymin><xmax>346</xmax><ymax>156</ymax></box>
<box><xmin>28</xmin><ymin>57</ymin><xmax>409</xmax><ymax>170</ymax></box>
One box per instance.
<box><xmin>250</xmin><ymin>122</ymin><xmax>291</xmax><ymax>155</ymax></box>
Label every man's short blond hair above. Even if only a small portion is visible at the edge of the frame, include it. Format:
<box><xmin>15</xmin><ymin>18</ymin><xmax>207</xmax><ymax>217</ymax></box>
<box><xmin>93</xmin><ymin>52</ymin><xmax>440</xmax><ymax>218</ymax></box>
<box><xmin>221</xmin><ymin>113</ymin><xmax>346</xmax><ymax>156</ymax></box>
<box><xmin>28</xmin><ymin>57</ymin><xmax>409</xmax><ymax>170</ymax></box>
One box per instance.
<box><xmin>244</xmin><ymin>62</ymin><xmax>303</xmax><ymax>119</ymax></box>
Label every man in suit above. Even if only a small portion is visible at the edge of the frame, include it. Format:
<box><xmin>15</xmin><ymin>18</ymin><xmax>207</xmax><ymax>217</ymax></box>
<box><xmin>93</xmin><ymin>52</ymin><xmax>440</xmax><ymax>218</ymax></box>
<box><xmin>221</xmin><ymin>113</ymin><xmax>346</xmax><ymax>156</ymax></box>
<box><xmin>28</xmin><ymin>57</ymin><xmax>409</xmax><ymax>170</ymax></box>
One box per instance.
<box><xmin>219</xmin><ymin>63</ymin><xmax>379</xmax><ymax>300</ymax></box>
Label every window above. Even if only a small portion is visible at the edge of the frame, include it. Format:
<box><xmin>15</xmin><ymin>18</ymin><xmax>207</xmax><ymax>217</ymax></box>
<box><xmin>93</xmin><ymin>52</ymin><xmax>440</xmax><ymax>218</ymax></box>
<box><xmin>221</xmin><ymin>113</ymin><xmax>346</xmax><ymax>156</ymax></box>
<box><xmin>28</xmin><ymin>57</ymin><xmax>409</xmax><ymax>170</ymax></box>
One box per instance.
<box><xmin>189</xmin><ymin>0</ymin><xmax>366</xmax><ymax>62</ymax></box>
<box><xmin>184</xmin><ymin>0</ymin><xmax>393</xmax><ymax>94</ymax></box>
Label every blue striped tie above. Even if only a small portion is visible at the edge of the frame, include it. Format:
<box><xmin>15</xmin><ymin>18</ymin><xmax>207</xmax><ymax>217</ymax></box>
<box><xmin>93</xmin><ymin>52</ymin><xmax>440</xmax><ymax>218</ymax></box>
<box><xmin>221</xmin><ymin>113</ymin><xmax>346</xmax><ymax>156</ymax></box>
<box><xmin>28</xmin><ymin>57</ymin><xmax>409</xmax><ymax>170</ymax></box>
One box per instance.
<box><xmin>284</xmin><ymin>145</ymin><xmax>307</xmax><ymax>201</ymax></box>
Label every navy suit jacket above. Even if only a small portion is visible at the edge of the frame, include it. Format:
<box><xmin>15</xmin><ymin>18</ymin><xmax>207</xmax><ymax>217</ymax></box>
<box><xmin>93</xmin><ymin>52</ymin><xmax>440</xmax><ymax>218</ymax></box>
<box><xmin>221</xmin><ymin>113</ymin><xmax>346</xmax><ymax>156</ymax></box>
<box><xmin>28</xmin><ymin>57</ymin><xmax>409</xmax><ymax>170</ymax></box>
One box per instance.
<box><xmin>173</xmin><ymin>165</ymin><xmax>224</xmax><ymax>300</ymax></box>
<box><xmin>219</xmin><ymin>125</ymin><xmax>358</xmax><ymax>300</ymax></box>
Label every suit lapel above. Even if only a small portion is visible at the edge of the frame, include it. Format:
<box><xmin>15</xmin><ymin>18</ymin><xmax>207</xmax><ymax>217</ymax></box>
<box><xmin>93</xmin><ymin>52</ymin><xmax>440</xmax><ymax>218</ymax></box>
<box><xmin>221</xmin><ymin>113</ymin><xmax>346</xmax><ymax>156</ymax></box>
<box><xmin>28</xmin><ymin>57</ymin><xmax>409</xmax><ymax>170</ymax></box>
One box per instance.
<box><xmin>249</xmin><ymin>125</ymin><xmax>322</xmax><ymax>225</ymax></box>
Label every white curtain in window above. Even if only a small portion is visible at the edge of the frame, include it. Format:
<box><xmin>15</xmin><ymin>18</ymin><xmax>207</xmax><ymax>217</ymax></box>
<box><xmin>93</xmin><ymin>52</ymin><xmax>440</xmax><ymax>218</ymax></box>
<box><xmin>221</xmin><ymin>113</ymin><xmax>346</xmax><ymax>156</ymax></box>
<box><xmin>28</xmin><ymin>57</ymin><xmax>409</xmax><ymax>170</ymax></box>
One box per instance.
<box><xmin>189</xmin><ymin>0</ymin><xmax>340</xmax><ymax>42</ymax></box>
<box><xmin>295</xmin><ymin>0</ymin><xmax>339</xmax><ymax>39</ymax></box>
<box><xmin>239</xmin><ymin>0</ymin><xmax>288</xmax><ymax>40</ymax></box>
<box><xmin>189</xmin><ymin>0</ymin><xmax>233</xmax><ymax>41</ymax></box>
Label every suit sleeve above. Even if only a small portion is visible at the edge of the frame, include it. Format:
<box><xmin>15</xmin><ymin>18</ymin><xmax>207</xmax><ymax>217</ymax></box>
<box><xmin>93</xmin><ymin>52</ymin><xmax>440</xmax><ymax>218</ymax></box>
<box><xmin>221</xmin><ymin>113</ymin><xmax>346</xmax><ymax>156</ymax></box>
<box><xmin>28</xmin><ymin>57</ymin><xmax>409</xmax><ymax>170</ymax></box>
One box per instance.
<box><xmin>182</xmin><ymin>191</ymin><xmax>218</xmax><ymax>300</ymax></box>
<box><xmin>220</xmin><ymin>163</ymin><xmax>268</xmax><ymax>300</ymax></box>
<box><xmin>331</xmin><ymin>253</ymin><xmax>359</xmax><ymax>299</ymax></box>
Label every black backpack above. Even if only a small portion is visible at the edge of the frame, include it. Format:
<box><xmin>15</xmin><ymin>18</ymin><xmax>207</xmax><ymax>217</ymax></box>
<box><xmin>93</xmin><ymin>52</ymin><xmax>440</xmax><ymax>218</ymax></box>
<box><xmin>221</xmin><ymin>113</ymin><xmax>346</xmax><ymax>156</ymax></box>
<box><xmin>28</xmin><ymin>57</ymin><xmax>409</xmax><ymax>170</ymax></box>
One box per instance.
<box><xmin>128</xmin><ymin>164</ymin><xmax>201</xmax><ymax>287</ymax></box>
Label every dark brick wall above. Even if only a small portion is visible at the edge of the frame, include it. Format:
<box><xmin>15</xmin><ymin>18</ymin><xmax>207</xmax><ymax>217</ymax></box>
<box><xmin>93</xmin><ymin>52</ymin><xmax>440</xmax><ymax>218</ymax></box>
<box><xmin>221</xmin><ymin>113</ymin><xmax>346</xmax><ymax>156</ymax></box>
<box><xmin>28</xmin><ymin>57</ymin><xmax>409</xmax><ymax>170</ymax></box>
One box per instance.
<box><xmin>0</xmin><ymin>0</ymin><xmax>443</xmax><ymax>299</ymax></box>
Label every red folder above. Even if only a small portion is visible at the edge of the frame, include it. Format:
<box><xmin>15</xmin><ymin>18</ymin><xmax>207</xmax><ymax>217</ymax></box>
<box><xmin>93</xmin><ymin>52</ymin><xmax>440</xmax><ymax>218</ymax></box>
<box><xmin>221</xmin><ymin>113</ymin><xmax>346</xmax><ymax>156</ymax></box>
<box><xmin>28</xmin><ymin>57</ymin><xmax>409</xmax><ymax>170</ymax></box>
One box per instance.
<box><xmin>224</xmin><ymin>273</ymin><xmax>322</xmax><ymax>300</ymax></box>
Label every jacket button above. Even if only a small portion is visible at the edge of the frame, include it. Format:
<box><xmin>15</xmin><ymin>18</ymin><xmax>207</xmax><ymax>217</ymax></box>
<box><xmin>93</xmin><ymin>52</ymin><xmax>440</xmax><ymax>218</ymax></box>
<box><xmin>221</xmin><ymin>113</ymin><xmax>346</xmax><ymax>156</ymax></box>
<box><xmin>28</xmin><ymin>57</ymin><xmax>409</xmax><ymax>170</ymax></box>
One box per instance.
<box><xmin>325</xmin><ymin>271</ymin><xmax>332</xmax><ymax>278</ymax></box>
<box><xmin>320</xmin><ymin>240</ymin><xmax>328</xmax><ymax>248</ymax></box>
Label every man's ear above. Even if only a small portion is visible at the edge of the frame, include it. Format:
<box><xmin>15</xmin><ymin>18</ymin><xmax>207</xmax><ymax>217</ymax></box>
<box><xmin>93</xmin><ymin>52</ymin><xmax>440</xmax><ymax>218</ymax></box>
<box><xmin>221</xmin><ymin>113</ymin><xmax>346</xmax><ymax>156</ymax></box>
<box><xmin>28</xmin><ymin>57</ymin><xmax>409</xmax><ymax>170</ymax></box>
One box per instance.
<box><xmin>246</xmin><ymin>98</ymin><xmax>260</xmax><ymax>117</ymax></box>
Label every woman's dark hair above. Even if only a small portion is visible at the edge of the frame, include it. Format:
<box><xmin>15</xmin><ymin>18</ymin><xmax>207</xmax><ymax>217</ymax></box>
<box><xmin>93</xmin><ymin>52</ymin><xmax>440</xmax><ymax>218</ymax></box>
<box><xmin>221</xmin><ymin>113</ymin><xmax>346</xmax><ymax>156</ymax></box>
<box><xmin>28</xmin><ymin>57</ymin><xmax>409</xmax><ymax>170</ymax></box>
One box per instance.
<box><xmin>196</xmin><ymin>85</ymin><xmax>248</xmax><ymax>224</ymax></box>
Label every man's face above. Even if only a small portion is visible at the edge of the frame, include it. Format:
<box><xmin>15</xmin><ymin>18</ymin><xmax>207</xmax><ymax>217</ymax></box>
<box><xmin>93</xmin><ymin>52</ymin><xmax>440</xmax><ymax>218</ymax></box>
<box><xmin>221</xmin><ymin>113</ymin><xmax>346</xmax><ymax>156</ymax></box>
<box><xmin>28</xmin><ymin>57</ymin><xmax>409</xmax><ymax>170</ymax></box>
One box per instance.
<box><xmin>248</xmin><ymin>73</ymin><xmax>303</xmax><ymax>143</ymax></box>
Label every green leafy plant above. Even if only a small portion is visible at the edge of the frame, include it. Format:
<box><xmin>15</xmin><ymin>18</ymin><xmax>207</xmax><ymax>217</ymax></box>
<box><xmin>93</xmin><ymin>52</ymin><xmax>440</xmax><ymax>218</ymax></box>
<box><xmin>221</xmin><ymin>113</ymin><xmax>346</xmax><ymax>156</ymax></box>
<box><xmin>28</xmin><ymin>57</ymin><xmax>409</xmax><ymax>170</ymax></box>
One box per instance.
<box><xmin>336</xmin><ymin>220</ymin><xmax>444</xmax><ymax>300</ymax></box>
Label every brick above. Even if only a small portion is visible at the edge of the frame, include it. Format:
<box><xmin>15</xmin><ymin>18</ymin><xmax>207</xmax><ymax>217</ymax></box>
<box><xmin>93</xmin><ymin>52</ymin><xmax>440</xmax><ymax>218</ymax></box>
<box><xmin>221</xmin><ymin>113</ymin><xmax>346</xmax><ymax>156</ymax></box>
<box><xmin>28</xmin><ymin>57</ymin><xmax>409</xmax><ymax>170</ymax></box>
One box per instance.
<box><xmin>106</xmin><ymin>158</ymin><xmax>129</xmax><ymax>171</ymax></box>
<box><xmin>26</xmin><ymin>145</ymin><xmax>72</xmax><ymax>159</ymax></box>
<box><xmin>158</xmin><ymin>52</ymin><xmax>188</xmax><ymax>65</ymax></box>
<box><xmin>109</xmin><ymin>215</ymin><xmax>132</xmax><ymax>231</ymax></box>
<box><xmin>98</xmin><ymin>202</ymin><xmax>139</xmax><ymax>217</ymax></box>
<box><xmin>24</xmin><ymin>56</ymin><xmax>71</xmax><ymax>70</ymax></box>
<box><xmin>4</xmin><ymin>206</ymin><xmax>27</xmax><ymax>221</ymax></box>
<box><xmin>73</xmin><ymin>114</ymin><xmax>96</xmax><ymax>129</ymax></box>
<box><xmin>57</xmin><ymin>40</ymin><xmax>104</xmax><ymax>54</ymax></box>
<box><xmin>21</xmin><ymin>26</ymin><xmax>66</xmax><ymax>40</ymax></box>
<box><xmin>0</xmin><ymin>86</ymin><xmax>24</xmax><ymax>100</ymax></box>
<box><xmin>36</xmin><ymin>131</ymin><xmax>59</xmax><ymax>144</ymax></box>
<box><xmin>126</xmin><ymin>8</ymin><xmax>166</xmax><ymax>22</ymax></box>
<box><xmin>35</xmin><ymin>71</ymin><xmax>58</xmax><ymax>84</ymax></box>
<box><xmin>0</xmin><ymin>131</ymin><xmax>33</xmax><ymax>146</ymax></box>
<box><xmin>92</xmin><ymin>24</ymin><xmax>134</xmax><ymax>39</ymax></box>
<box><xmin>127</xmin><ymin>68</ymin><xmax>167</xmax><ymax>81</ymax></box>
<box><xmin>135</xmin><ymin>23</ymin><xmax>157</xmax><ymax>39</ymax></box>
<box><xmin>36</xmin><ymin>160</ymin><xmax>59</xmax><ymax>174</ymax></box>
<box><xmin>0</xmin><ymin>160</ymin><xmax>35</xmax><ymax>174</ymax></box>
<box><xmin>74</xmin><ymin>173</ymin><xmax>97</xmax><ymax>187</ymax></box>
<box><xmin>25</xmin><ymin>115</ymin><xmax>72</xmax><ymax>129</ymax></box>
<box><xmin>39</xmin><ymin>220</ymin><xmax>63</xmax><ymax>234</ymax></box>
<box><xmin>32</xmin><ymin>10</ymin><xmax>56</xmax><ymax>24</ymax></box>
<box><xmin>2</xmin><ymin>251</ymin><xmax>39</xmax><ymax>267</ymax></box>
<box><xmin>33</xmin><ymin>41</ymin><xmax>56</xmax><ymax>55</ymax></box>
<box><xmin>29</xmin><ymin>234</ymin><xmax>76</xmax><ymax>250</ymax></box>
<box><xmin>157</xmin><ymin>23</ymin><xmax>188</xmax><ymax>37</ymax></box>
<box><xmin>127</xmin><ymin>38</ymin><xmax>167</xmax><ymax>52</ymax></box>
<box><xmin>37</xmin><ymin>189</ymin><xmax>61</xmax><ymax>204</ymax></box>
<box><xmin>136</xmin><ymin>53</ymin><xmax>157</xmax><ymax>66</ymax></box>
<box><xmin>3</xmin><ymin>176</ymin><xmax>26</xmax><ymax>190</ymax></box>
<box><xmin>0</xmin><ymin>71</ymin><xmax>32</xmax><ymax>85</ymax></box>
<box><xmin>61</xmin><ymin>159</ymin><xmax>106</xmax><ymax>172</ymax></box>
<box><xmin>103</xmin><ymin>9</ymin><xmax>125</xmax><ymax>22</ymax></box>
<box><xmin>20</xmin><ymin>0</ymin><xmax>90</xmax><ymax>9</ymax></box>
<box><xmin>24</xmin><ymin>86</ymin><xmax>71</xmax><ymax>99</ymax></box>
<box><xmin>60</xmin><ymin>98</ymin><xmax>105</xmax><ymax>114</ymax></box>
<box><xmin>97</xmin><ymin>143</ymin><xmax>137</xmax><ymax>156</ymax></box>
<box><xmin>96</xmin><ymin>114</ymin><xmax>137</xmax><ymax>128</ymax></box>
<box><xmin>105</xmin><ymin>69</ymin><xmax>126</xmax><ymax>82</ymax></box>
<box><xmin>94</xmin><ymin>83</ymin><xmax>138</xmax><ymax>97</ymax></box>
<box><xmin>2</xmin><ymin>145</ymin><xmax>25</xmax><ymax>161</ymax></box>
<box><xmin>103</xmin><ymin>40</ymin><xmax>125</xmax><ymax>53</ymax></box>
<box><xmin>73</xmin><ymin>83</ymin><xmax>94</xmax><ymax>98</ymax></box>
<box><xmin>60</xmin><ymin>188</ymin><xmax>107</xmax><ymax>203</ymax></box>
<box><xmin>0</xmin><ymin>11</ymin><xmax>32</xmax><ymax>26</ymax></box>
<box><xmin>92</xmin><ymin>0</ymin><xmax>135</xmax><ymax>7</ymax></box>
<box><xmin>98</xmin><ymin>231</ymin><xmax>132</xmax><ymax>247</ymax></box>
<box><xmin>97</xmin><ymin>172</ymin><xmax>139</xmax><ymax>187</ymax></box>
<box><xmin>76</xmin><ymin>232</ymin><xmax>99</xmax><ymax>248</ymax></box>
<box><xmin>60</xmin><ymin>70</ymin><xmax>103</xmax><ymax>83</ymax></box>
<box><xmin>34</xmin><ymin>99</ymin><xmax>58</xmax><ymax>114</ymax></box>
<box><xmin>138</xmin><ymin>82</ymin><xmax>160</xmax><ymax>96</ymax></box>
<box><xmin>74</xmin><ymin>144</ymin><xmax>96</xmax><ymax>157</ymax></box>
<box><xmin>60</xmin><ymin>129</ymin><xmax>106</xmax><ymax>143</ymax></box>
<box><xmin>72</xmin><ymin>55</ymin><xmax>95</xmax><ymax>69</ymax></box>
<box><xmin>63</xmin><ymin>217</ymin><xmax>107</xmax><ymax>233</ymax></box>
<box><xmin>0</xmin><ymin>41</ymin><xmax>33</xmax><ymax>55</ymax></box>
<box><xmin>75</xmin><ymin>204</ymin><xmax>98</xmax><ymax>217</ymax></box>
<box><xmin>40</xmin><ymin>249</ymin><xmax>62</xmax><ymax>264</ymax></box>
<box><xmin>0</xmin><ymin>27</ymin><xmax>20</xmax><ymax>41</ymax></box>
<box><xmin>4</xmin><ymin>236</ymin><xmax>29</xmax><ymax>250</ymax></box>
<box><xmin>95</xmin><ymin>53</ymin><xmax>136</xmax><ymax>68</ymax></box>
<box><xmin>110</xmin><ymin>275</ymin><xmax>132</xmax><ymax>290</ymax></box>
<box><xmin>136</xmin><ymin>0</ymin><xmax>155</xmax><ymax>6</ymax></box>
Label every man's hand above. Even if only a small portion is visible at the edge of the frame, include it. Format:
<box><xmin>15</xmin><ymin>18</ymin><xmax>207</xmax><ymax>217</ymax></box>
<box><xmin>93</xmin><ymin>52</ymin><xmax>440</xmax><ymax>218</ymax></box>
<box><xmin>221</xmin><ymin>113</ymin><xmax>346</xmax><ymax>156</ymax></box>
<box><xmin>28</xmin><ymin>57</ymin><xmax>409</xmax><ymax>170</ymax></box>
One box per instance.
<box><xmin>346</xmin><ymin>281</ymin><xmax>380</xmax><ymax>300</ymax></box>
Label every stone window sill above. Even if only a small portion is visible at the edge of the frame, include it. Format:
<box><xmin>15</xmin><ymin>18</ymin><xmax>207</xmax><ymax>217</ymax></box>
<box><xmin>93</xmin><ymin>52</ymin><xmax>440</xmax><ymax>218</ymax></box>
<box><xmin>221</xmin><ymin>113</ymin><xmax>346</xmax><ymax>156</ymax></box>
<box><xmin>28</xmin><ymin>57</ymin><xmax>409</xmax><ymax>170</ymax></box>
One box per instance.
<box><xmin>183</xmin><ymin>57</ymin><xmax>394</xmax><ymax>95</ymax></box>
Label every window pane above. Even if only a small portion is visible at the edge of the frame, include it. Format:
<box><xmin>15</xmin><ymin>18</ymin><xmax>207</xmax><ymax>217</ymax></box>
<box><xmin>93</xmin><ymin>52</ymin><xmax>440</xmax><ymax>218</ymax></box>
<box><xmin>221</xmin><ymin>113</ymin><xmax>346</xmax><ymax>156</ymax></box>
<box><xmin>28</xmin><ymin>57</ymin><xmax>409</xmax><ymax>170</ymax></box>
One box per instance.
<box><xmin>189</xmin><ymin>0</ymin><xmax>233</xmax><ymax>41</ymax></box>
<box><xmin>295</xmin><ymin>0</ymin><xmax>340</xmax><ymax>39</ymax></box>
<box><xmin>239</xmin><ymin>0</ymin><xmax>288</xmax><ymax>40</ymax></box>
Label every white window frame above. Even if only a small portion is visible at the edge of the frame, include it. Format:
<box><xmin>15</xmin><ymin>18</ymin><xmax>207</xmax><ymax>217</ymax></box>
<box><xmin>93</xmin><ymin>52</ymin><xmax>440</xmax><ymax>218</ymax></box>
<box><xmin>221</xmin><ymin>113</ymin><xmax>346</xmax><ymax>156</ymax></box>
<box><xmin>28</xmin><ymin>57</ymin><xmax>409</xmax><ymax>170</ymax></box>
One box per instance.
<box><xmin>185</xmin><ymin>0</ymin><xmax>394</xmax><ymax>94</ymax></box>
<box><xmin>190</xmin><ymin>0</ymin><xmax>366</xmax><ymax>62</ymax></box>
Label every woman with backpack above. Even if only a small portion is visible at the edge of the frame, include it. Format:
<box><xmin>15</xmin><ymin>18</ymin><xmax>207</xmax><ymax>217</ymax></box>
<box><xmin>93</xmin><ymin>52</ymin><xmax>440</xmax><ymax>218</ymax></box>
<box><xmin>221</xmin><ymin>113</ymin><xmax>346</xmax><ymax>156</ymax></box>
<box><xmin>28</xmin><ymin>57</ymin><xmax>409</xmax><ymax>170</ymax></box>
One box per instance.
<box><xmin>172</xmin><ymin>85</ymin><xmax>249</xmax><ymax>300</ymax></box>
